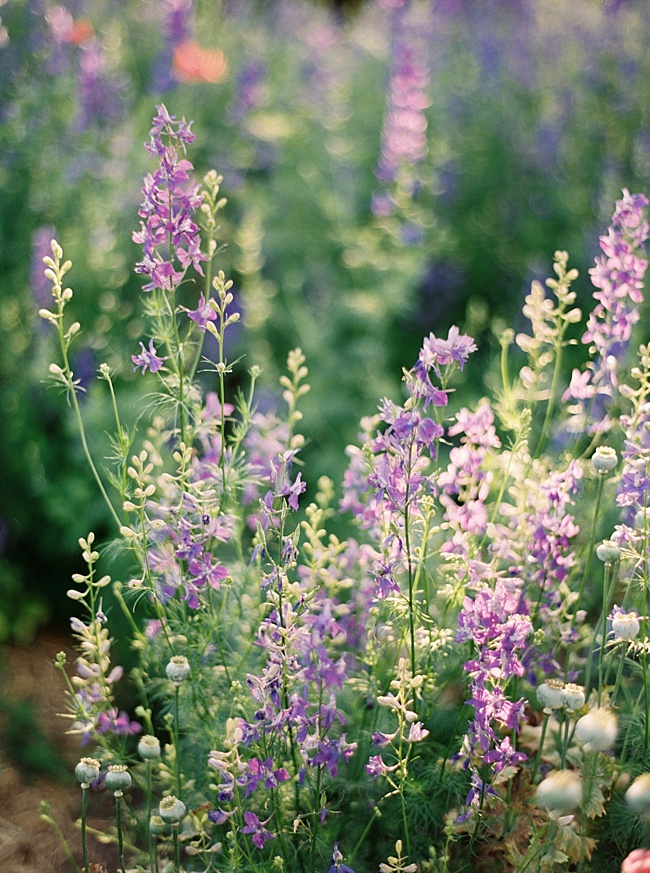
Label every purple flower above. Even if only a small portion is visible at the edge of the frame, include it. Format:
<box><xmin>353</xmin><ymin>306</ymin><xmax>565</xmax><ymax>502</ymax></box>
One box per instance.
<box><xmin>74</xmin><ymin>36</ymin><xmax>127</xmax><ymax>131</ymax></box>
<box><xmin>328</xmin><ymin>842</ymin><xmax>355</xmax><ymax>873</ymax></box>
<box><xmin>241</xmin><ymin>811</ymin><xmax>275</xmax><ymax>850</ymax></box>
<box><xmin>152</xmin><ymin>0</ymin><xmax>194</xmax><ymax>92</ymax></box>
<box><xmin>186</xmin><ymin>292</ymin><xmax>217</xmax><ymax>330</ymax></box>
<box><xmin>564</xmin><ymin>190</ymin><xmax>648</xmax><ymax>433</ymax></box>
<box><xmin>133</xmin><ymin>104</ymin><xmax>207</xmax><ymax>293</ymax></box>
<box><xmin>375</xmin><ymin>1</ymin><xmax>431</xmax><ymax>186</ymax></box>
<box><xmin>132</xmin><ymin>338</ymin><xmax>166</xmax><ymax>374</ymax></box>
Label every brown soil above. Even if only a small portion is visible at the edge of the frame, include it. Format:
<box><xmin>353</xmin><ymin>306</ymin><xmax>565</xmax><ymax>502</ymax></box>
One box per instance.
<box><xmin>0</xmin><ymin>630</ymin><xmax>116</xmax><ymax>873</ymax></box>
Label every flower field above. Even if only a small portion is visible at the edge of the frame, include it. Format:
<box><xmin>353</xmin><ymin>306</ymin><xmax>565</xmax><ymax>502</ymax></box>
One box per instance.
<box><xmin>1</xmin><ymin>2</ymin><xmax>650</xmax><ymax>872</ymax></box>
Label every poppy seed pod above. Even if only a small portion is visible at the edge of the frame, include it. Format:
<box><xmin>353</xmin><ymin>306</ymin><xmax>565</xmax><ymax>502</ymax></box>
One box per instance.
<box><xmin>105</xmin><ymin>764</ymin><xmax>132</xmax><ymax>795</ymax></box>
<box><xmin>159</xmin><ymin>795</ymin><xmax>187</xmax><ymax>824</ymax></box>
<box><xmin>75</xmin><ymin>757</ymin><xmax>101</xmax><ymax>787</ymax></box>
<box><xmin>166</xmin><ymin>655</ymin><xmax>191</xmax><ymax>685</ymax></box>
<box><xmin>592</xmin><ymin>446</ymin><xmax>617</xmax><ymax>474</ymax></box>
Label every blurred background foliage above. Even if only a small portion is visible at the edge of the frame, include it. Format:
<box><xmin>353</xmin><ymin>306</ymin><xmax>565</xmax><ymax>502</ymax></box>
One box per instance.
<box><xmin>0</xmin><ymin>0</ymin><xmax>648</xmax><ymax>641</ymax></box>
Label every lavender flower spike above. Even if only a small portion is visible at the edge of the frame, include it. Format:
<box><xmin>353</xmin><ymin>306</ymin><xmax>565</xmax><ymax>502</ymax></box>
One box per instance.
<box><xmin>564</xmin><ymin>189</ymin><xmax>649</xmax><ymax>433</ymax></box>
<box><xmin>133</xmin><ymin>104</ymin><xmax>207</xmax><ymax>292</ymax></box>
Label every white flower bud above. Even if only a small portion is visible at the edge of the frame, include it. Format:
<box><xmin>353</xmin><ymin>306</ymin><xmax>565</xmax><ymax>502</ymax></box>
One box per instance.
<box><xmin>626</xmin><ymin>773</ymin><xmax>650</xmax><ymax>817</ymax></box>
<box><xmin>575</xmin><ymin>708</ymin><xmax>617</xmax><ymax>752</ymax></box>
<box><xmin>536</xmin><ymin>770</ymin><xmax>582</xmax><ymax>816</ymax></box>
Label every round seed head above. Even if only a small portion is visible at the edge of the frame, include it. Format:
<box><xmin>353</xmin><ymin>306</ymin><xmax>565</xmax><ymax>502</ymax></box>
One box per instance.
<box><xmin>105</xmin><ymin>764</ymin><xmax>132</xmax><ymax>794</ymax></box>
<box><xmin>596</xmin><ymin>540</ymin><xmax>621</xmax><ymax>565</ymax></box>
<box><xmin>159</xmin><ymin>795</ymin><xmax>187</xmax><ymax>823</ymax></box>
<box><xmin>612</xmin><ymin>612</ymin><xmax>641</xmax><ymax>641</ymax></box>
<box><xmin>138</xmin><ymin>734</ymin><xmax>161</xmax><ymax>761</ymax></box>
<box><xmin>75</xmin><ymin>757</ymin><xmax>100</xmax><ymax>787</ymax></box>
<box><xmin>560</xmin><ymin>683</ymin><xmax>585</xmax><ymax>712</ymax></box>
<box><xmin>537</xmin><ymin>679</ymin><xmax>565</xmax><ymax>714</ymax></box>
<box><xmin>592</xmin><ymin>446</ymin><xmax>617</xmax><ymax>474</ymax></box>
<box><xmin>166</xmin><ymin>655</ymin><xmax>191</xmax><ymax>685</ymax></box>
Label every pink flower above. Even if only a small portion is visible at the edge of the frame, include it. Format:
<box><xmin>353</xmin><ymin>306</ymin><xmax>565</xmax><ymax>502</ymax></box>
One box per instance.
<box><xmin>622</xmin><ymin>849</ymin><xmax>650</xmax><ymax>873</ymax></box>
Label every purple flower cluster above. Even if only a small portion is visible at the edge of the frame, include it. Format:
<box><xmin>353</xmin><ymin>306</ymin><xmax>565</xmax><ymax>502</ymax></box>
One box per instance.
<box><xmin>455</xmin><ymin>574</ymin><xmax>531</xmax><ymax>813</ymax></box>
<box><xmin>152</xmin><ymin>0</ymin><xmax>194</xmax><ymax>92</ymax></box>
<box><xmin>439</xmin><ymin>401</ymin><xmax>502</xmax><ymax>550</ymax></box>
<box><xmin>518</xmin><ymin>460</ymin><xmax>583</xmax><ymax>613</ymax></box>
<box><xmin>564</xmin><ymin>189</ymin><xmax>649</xmax><ymax>433</ymax></box>
<box><xmin>341</xmin><ymin>328</ymin><xmax>475</xmax><ymax>598</ymax></box>
<box><xmin>617</xmin><ymin>398</ymin><xmax>650</xmax><ymax>523</ymax></box>
<box><xmin>147</xmin><ymin>494</ymin><xmax>232</xmax><ymax>610</ymax></box>
<box><xmin>133</xmin><ymin>104</ymin><xmax>206</xmax><ymax>293</ymax></box>
<box><xmin>375</xmin><ymin>0</ymin><xmax>431</xmax><ymax>187</ymax></box>
<box><xmin>74</xmin><ymin>36</ymin><xmax>126</xmax><ymax>131</ymax></box>
<box><xmin>68</xmin><ymin>614</ymin><xmax>142</xmax><ymax>745</ymax></box>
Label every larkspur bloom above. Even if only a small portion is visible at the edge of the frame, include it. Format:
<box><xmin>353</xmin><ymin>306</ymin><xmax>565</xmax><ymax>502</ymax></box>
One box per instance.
<box><xmin>185</xmin><ymin>291</ymin><xmax>217</xmax><ymax>330</ymax></box>
<box><xmin>132</xmin><ymin>338</ymin><xmax>166</xmax><ymax>374</ymax></box>
<box><xmin>564</xmin><ymin>190</ymin><xmax>649</xmax><ymax>433</ymax></box>
<box><xmin>133</xmin><ymin>104</ymin><xmax>206</xmax><ymax>292</ymax></box>
<box><xmin>241</xmin><ymin>810</ymin><xmax>274</xmax><ymax>850</ymax></box>
<box><xmin>152</xmin><ymin>0</ymin><xmax>194</xmax><ymax>92</ymax></box>
<box><xmin>328</xmin><ymin>842</ymin><xmax>355</xmax><ymax>873</ymax></box>
<box><xmin>375</xmin><ymin>0</ymin><xmax>431</xmax><ymax>188</ymax></box>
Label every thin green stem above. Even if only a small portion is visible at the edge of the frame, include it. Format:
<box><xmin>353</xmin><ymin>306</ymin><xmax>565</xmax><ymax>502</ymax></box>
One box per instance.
<box><xmin>40</xmin><ymin>805</ymin><xmax>82</xmax><ymax>873</ymax></box>
<box><xmin>576</xmin><ymin>474</ymin><xmax>605</xmax><ymax>609</ymax></box>
<box><xmin>172</xmin><ymin>823</ymin><xmax>181</xmax><ymax>873</ymax></box>
<box><xmin>146</xmin><ymin>762</ymin><xmax>155</xmax><ymax>873</ymax></box>
<box><xmin>530</xmin><ymin>714</ymin><xmax>549</xmax><ymax>784</ymax></box>
<box><xmin>81</xmin><ymin>787</ymin><xmax>89</xmax><ymax>873</ymax></box>
<box><xmin>174</xmin><ymin>684</ymin><xmax>182</xmax><ymax>799</ymax></box>
<box><xmin>115</xmin><ymin>794</ymin><xmax>127</xmax><ymax>873</ymax></box>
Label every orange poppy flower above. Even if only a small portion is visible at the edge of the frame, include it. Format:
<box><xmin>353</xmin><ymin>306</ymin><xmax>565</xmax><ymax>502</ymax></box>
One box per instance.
<box><xmin>65</xmin><ymin>19</ymin><xmax>94</xmax><ymax>45</ymax></box>
<box><xmin>172</xmin><ymin>41</ymin><xmax>228</xmax><ymax>84</ymax></box>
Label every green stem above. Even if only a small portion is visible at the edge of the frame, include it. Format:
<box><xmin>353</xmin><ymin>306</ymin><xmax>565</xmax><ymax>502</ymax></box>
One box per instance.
<box><xmin>347</xmin><ymin>807</ymin><xmax>382</xmax><ymax>865</ymax></box>
<box><xmin>146</xmin><ymin>762</ymin><xmax>156</xmax><ymax>873</ymax></box>
<box><xmin>81</xmin><ymin>787</ymin><xmax>89</xmax><ymax>873</ymax></box>
<box><xmin>576</xmin><ymin>474</ymin><xmax>605</xmax><ymax>609</ymax></box>
<box><xmin>533</xmin><ymin>326</ymin><xmax>565</xmax><ymax>458</ymax></box>
<box><xmin>172</xmin><ymin>823</ymin><xmax>181</xmax><ymax>873</ymax></box>
<box><xmin>530</xmin><ymin>714</ymin><xmax>549</xmax><ymax>785</ymax></box>
<box><xmin>40</xmin><ymin>806</ymin><xmax>82</xmax><ymax>873</ymax></box>
<box><xmin>115</xmin><ymin>794</ymin><xmax>127</xmax><ymax>873</ymax></box>
<box><xmin>174</xmin><ymin>684</ymin><xmax>182</xmax><ymax>800</ymax></box>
